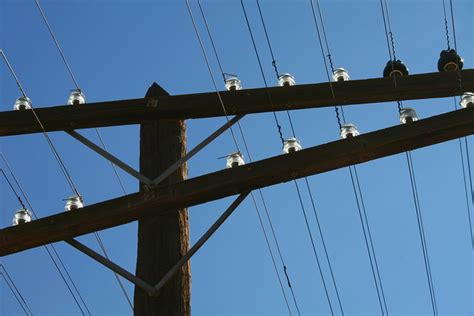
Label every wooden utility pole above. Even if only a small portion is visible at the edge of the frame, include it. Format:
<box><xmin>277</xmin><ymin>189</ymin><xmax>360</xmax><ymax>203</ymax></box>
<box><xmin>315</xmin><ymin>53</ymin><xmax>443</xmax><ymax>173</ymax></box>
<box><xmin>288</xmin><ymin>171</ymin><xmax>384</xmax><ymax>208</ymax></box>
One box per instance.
<box><xmin>0</xmin><ymin>70</ymin><xmax>472</xmax><ymax>313</ymax></box>
<box><xmin>134</xmin><ymin>83</ymin><xmax>191</xmax><ymax>315</ymax></box>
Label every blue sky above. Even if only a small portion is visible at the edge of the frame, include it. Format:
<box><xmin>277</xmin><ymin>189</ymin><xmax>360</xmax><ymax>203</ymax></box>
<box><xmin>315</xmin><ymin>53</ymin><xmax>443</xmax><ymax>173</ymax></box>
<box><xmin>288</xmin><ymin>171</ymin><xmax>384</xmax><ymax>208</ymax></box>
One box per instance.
<box><xmin>0</xmin><ymin>0</ymin><xmax>472</xmax><ymax>315</ymax></box>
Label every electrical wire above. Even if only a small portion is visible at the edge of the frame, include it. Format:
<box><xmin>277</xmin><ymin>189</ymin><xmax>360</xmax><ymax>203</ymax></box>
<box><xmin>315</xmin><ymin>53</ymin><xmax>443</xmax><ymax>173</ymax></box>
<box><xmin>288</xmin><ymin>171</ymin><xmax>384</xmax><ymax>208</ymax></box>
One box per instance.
<box><xmin>189</xmin><ymin>1</ymin><xmax>300</xmax><ymax>313</ymax></box>
<box><xmin>1</xmin><ymin>46</ymin><xmax>133</xmax><ymax>311</ymax></box>
<box><xmin>442</xmin><ymin>0</ymin><xmax>474</xmax><ymax>245</ymax></box>
<box><xmin>239</xmin><ymin>0</ymin><xmax>286</xmax><ymax>144</ymax></box>
<box><xmin>441</xmin><ymin>0</ymin><xmax>451</xmax><ymax>49</ymax></box>
<box><xmin>31</xmin><ymin>0</ymin><xmax>134</xmax><ymax>308</ymax></box>
<box><xmin>184</xmin><ymin>0</ymin><xmax>241</xmax><ymax>152</ymax></box>
<box><xmin>0</xmin><ymin>264</ymin><xmax>33</xmax><ymax>316</ymax></box>
<box><xmin>308</xmin><ymin>1</ymin><xmax>390</xmax><ymax>314</ymax></box>
<box><xmin>378</xmin><ymin>0</ymin><xmax>440</xmax><ymax>313</ymax></box>
<box><xmin>0</xmin><ymin>154</ymin><xmax>90</xmax><ymax>315</ymax></box>
<box><xmin>241</xmin><ymin>0</ymin><xmax>346</xmax><ymax>313</ymax></box>
<box><xmin>405</xmin><ymin>151</ymin><xmax>438</xmax><ymax>315</ymax></box>
<box><xmin>254</xmin><ymin>1</ymin><xmax>345</xmax><ymax>314</ymax></box>
<box><xmin>0</xmin><ymin>49</ymin><xmax>79</xmax><ymax>197</ymax></box>
<box><xmin>33</xmin><ymin>0</ymin><xmax>79</xmax><ymax>90</ymax></box>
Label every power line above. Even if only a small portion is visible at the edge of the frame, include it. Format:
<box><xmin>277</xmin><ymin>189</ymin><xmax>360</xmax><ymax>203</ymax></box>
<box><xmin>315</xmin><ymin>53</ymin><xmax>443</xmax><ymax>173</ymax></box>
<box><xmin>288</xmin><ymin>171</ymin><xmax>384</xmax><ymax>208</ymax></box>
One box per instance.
<box><xmin>240</xmin><ymin>0</ymin><xmax>345</xmax><ymax>313</ymax></box>
<box><xmin>184</xmin><ymin>0</ymin><xmax>241</xmax><ymax>152</ymax></box>
<box><xmin>236</xmin><ymin>116</ymin><xmax>300</xmax><ymax>315</ymax></box>
<box><xmin>239</xmin><ymin>0</ymin><xmax>285</xmax><ymax>144</ymax></box>
<box><xmin>186</xmin><ymin>1</ymin><xmax>296</xmax><ymax>314</ymax></box>
<box><xmin>444</xmin><ymin>0</ymin><xmax>474</xmax><ymax>245</ymax></box>
<box><xmin>0</xmin><ymin>153</ymin><xmax>90</xmax><ymax>316</ymax></box>
<box><xmin>441</xmin><ymin>0</ymin><xmax>451</xmax><ymax>49</ymax></box>
<box><xmin>33</xmin><ymin>0</ymin><xmax>80</xmax><ymax>89</ymax></box>
<box><xmin>348</xmin><ymin>166</ymin><xmax>387</xmax><ymax>315</ymax></box>
<box><xmin>378</xmin><ymin>1</ymin><xmax>439</xmax><ymax>314</ymax></box>
<box><xmin>294</xmin><ymin>180</ymin><xmax>335</xmax><ymax>315</ymax></box>
<box><xmin>0</xmin><ymin>264</ymin><xmax>33</xmax><ymax>315</ymax></box>
<box><xmin>405</xmin><ymin>151</ymin><xmax>438</xmax><ymax>315</ymax></box>
<box><xmin>254</xmin><ymin>1</ymin><xmax>345</xmax><ymax>314</ymax></box>
<box><xmin>0</xmin><ymin>49</ymin><xmax>79</xmax><ymax>197</ymax></box>
<box><xmin>308</xmin><ymin>1</ymin><xmax>390</xmax><ymax>314</ymax></box>
<box><xmin>31</xmin><ymin>0</ymin><xmax>134</xmax><ymax>308</ymax></box>
<box><xmin>255</xmin><ymin>0</ymin><xmax>297</xmax><ymax>137</ymax></box>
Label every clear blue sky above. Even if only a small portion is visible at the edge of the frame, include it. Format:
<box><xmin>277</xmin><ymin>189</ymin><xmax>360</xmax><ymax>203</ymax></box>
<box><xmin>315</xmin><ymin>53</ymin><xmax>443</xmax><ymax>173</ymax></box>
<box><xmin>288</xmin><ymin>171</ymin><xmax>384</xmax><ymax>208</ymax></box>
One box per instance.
<box><xmin>1</xmin><ymin>0</ymin><xmax>472</xmax><ymax>315</ymax></box>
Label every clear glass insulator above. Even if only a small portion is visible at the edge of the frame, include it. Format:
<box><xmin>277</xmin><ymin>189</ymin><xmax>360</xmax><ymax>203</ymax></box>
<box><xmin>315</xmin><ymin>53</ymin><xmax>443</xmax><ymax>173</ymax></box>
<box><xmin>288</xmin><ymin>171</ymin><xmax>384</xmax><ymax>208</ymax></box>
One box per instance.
<box><xmin>68</xmin><ymin>89</ymin><xmax>86</xmax><ymax>105</ymax></box>
<box><xmin>399</xmin><ymin>107</ymin><xmax>418</xmax><ymax>124</ymax></box>
<box><xmin>226</xmin><ymin>152</ymin><xmax>245</xmax><ymax>168</ymax></box>
<box><xmin>460</xmin><ymin>92</ymin><xmax>474</xmax><ymax>109</ymax></box>
<box><xmin>333</xmin><ymin>68</ymin><xmax>350</xmax><ymax>82</ymax></box>
<box><xmin>64</xmin><ymin>195</ymin><xmax>84</xmax><ymax>211</ymax></box>
<box><xmin>278</xmin><ymin>73</ymin><xmax>296</xmax><ymax>87</ymax></box>
<box><xmin>12</xmin><ymin>208</ymin><xmax>32</xmax><ymax>226</ymax></box>
<box><xmin>225</xmin><ymin>77</ymin><xmax>242</xmax><ymax>91</ymax></box>
<box><xmin>13</xmin><ymin>96</ymin><xmax>32</xmax><ymax>110</ymax></box>
<box><xmin>340</xmin><ymin>123</ymin><xmax>360</xmax><ymax>139</ymax></box>
<box><xmin>283</xmin><ymin>137</ymin><xmax>302</xmax><ymax>154</ymax></box>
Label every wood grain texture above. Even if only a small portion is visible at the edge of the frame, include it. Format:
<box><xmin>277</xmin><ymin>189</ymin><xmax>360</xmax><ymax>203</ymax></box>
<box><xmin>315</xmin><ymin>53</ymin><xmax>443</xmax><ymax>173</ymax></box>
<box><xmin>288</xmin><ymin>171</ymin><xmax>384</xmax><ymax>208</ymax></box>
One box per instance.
<box><xmin>0</xmin><ymin>70</ymin><xmax>471</xmax><ymax>136</ymax></box>
<box><xmin>134</xmin><ymin>83</ymin><xmax>190</xmax><ymax>315</ymax></box>
<box><xmin>1</xmin><ymin>107</ymin><xmax>473</xmax><ymax>256</ymax></box>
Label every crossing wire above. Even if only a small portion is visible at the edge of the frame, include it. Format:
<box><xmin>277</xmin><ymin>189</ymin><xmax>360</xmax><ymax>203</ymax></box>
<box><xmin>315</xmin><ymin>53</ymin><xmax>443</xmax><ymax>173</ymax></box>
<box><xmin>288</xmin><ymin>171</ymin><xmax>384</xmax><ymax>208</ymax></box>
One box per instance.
<box><xmin>254</xmin><ymin>1</ymin><xmax>345</xmax><ymax>315</ymax></box>
<box><xmin>0</xmin><ymin>154</ymin><xmax>90</xmax><ymax>316</ymax></box>
<box><xmin>445</xmin><ymin>0</ymin><xmax>474</xmax><ymax>245</ymax></box>
<box><xmin>0</xmin><ymin>49</ymin><xmax>79</xmax><ymax>197</ymax></box>
<box><xmin>2</xmin><ymin>46</ymin><xmax>130</xmax><ymax>313</ymax></box>
<box><xmin>239</xmin><ymin>0</ymin><xmax>286</xmax><ymax>144</ymax></box>
<box><xmin>309</xmin><ymin>0</ymin><xmax>389</xmax><ymax>314</ymax></box>
<box><xmin>0</xmin><ymin>264</ymin><xmax>33</xmax><ymax>315</ymax></box>
<box><xmin>186</xmin><ymin>1</ymin><xmax>295</xmax><ymax>314</ymax></box>
<box><xmin>32</xmin><ymin>0</ymin><xmax>134</xmax><ymax>309</ymax></box>
<box><xmin>238</xmin><ymin>1</ymin><xmax>348</xmax><ymax>314</ymax></box>
<box><xmin>194</xmin><ymin>4</ymin><xmax>301</xmax><ymax>308</ymax></box>
<box><xmin>0</xmin><ymin>52</ymin><xmax>92</xmax><ymax>315</ymax></box>
<box><xmin>379</xmin><ymin>0</ymin><xmax>440</xmax><ymax>313</ymax></box>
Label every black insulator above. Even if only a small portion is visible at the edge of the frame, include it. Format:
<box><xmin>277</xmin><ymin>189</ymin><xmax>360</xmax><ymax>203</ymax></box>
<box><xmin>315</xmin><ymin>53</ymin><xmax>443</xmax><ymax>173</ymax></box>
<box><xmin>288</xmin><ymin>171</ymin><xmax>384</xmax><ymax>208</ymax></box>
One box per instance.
<box><xmin>383</xmin><ymin>60</ymin><xmax>409</xmax><ymax>77</ymax></box>
<box><xmin>437</xmin><ymin>49</ymin><xmax>463</xmax><ymax>72</ymax></box>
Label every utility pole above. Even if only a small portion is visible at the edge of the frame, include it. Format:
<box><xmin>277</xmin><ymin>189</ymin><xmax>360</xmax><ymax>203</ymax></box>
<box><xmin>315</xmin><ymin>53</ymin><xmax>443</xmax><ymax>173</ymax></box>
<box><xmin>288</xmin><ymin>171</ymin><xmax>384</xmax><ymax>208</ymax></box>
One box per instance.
<box><xmin>134</xmin><ymin>83</ymin><xmax>191</xmax><ymax>315</ymax></box>
<box><xmin>0</xmin><ymin>70</ymin><xmax>471</xmax><ymax>314</ymax></box>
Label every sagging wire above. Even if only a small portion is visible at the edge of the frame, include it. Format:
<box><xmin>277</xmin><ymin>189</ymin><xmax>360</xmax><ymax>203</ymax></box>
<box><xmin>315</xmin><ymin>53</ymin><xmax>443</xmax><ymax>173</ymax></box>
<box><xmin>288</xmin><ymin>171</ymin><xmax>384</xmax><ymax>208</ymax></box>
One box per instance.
<box><xmin>379</xmin><ymin>0</ymin><xmax>439</xmax><ymax>314</ymax></box>
<box><xmin>0</xmin><ymin>49</ymin><xmax>79</xmax><ymax>197</ymax></box>
<box><xmin>0</xmin><ymin>264</ymin><xmax>33</xmax><ymax>315</ymax></box>
<box><xmin>254</xmin><ymin>1</ymin><xmax>345</xmax><ymax>315</ymax></box>
<box><xmin>0</xmin><ymin>159</ymin><xmax>90</xmax><ymax>315</ymax></box>
<box><xmin>443</xmin><ymin>0</ymin><xmax>474</xmax><ymax>246</ymax></box>
<box><xmin>309</xmin><ymin>0</ymin><xmax>389</xmax><ymax>314</ymax></box>
<box><xmin>187</xmin><ymin>0</ymin><xmax>296</xmax><ymax>314</ymax></box>
<box><xmin>32</xmin><ymin>0</ymin><xmax>134</xmax><ymax>308</ymax></box>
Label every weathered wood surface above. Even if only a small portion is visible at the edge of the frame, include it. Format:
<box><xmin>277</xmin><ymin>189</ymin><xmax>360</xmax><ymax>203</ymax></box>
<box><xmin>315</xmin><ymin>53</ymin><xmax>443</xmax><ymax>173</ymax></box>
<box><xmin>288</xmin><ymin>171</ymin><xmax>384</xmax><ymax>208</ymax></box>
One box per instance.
<box><xmin>134</xmin><ymin>84</ymin><xmax>190</xmax><ymax>315</ymax></box>
<box><xmin>0</xmin><ymin>107</ymin><xmax>473</xmax><ymax>256</ymax></box>
<box><xmin>0</xmin><ymin>70</ymin><xmax>471</xmax><ymax>136</ymax></box>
